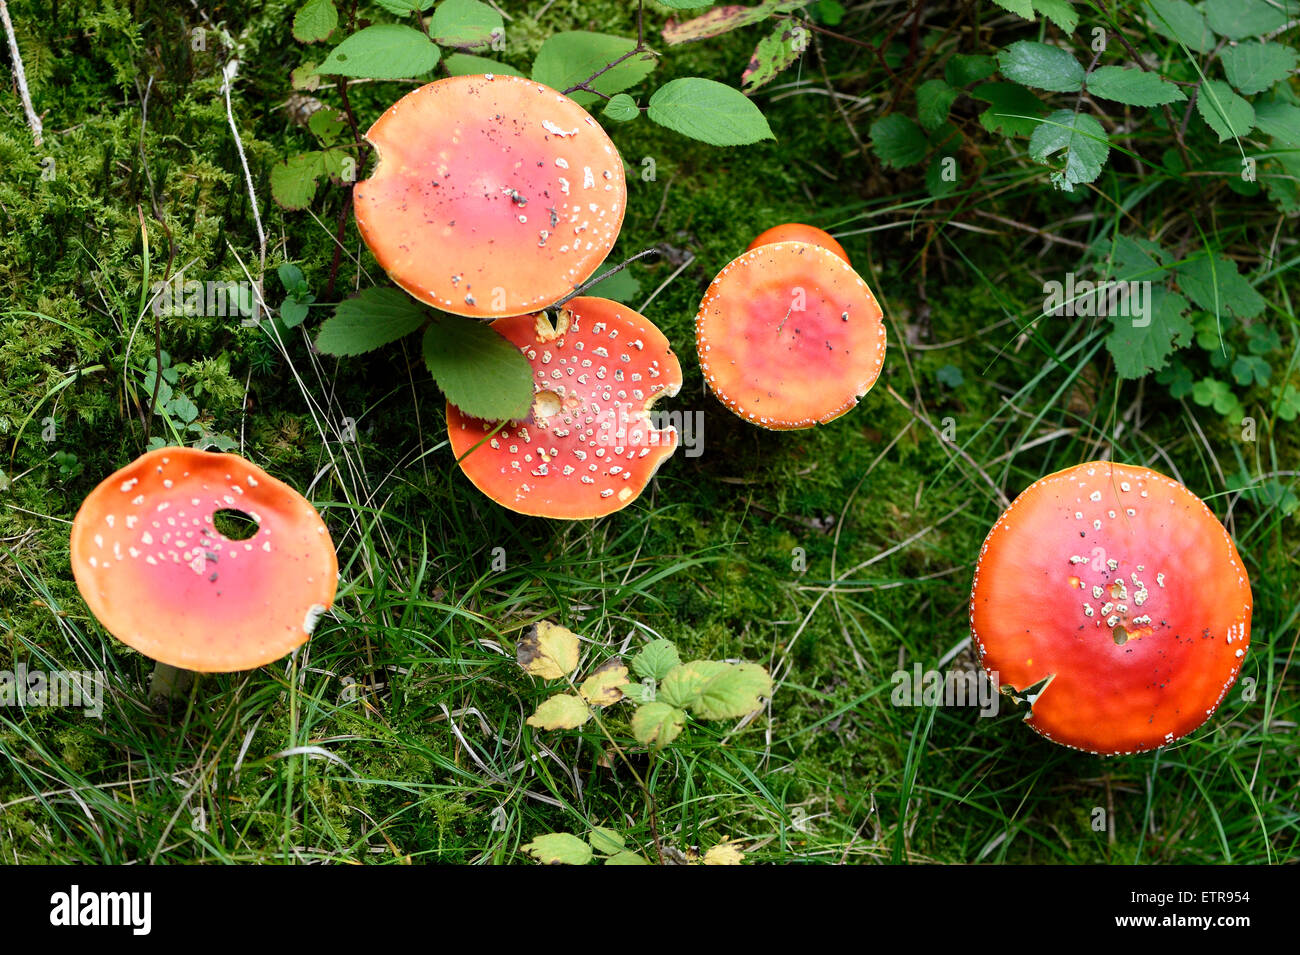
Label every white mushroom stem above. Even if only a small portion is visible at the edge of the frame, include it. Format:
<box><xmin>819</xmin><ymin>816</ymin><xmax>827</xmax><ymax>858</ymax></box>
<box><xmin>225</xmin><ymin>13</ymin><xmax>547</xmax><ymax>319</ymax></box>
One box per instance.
<box><xmin>148</xmin><ymin>662</ymin><xmax>194</xmax><ymax>702</ymax></box>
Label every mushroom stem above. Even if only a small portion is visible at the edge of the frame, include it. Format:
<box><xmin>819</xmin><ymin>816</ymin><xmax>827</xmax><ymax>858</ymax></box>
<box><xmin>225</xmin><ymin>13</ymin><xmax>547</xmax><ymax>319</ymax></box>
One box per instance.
<box><xmin>148</xmin><ymin>662</ymin><xmax>194</xmax><ymax>702</ymax></box>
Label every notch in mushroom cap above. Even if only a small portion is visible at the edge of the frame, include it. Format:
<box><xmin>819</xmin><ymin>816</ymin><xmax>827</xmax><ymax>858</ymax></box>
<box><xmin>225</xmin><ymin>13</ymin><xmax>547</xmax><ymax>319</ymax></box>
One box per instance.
<box><xmin>970</xmin><ymin>461</ymin><xmax>1252</xmax><ymax>756</ymax></box>
<box><xmin>354</xmin><ymin>74</ymin><xmax>627</xmax><ymax>319</ymax></box>
<box><xmin>446</xmin><ymin>296</ymin><xmax>683</xmax><ymax>519</ymax></box>
<box><xmin>695</xmin><ymin>241</ymin><xmax>886</xmax><ymax>430</ymax></box>
<box><xmin>747</xmin><ymin>223</ymin><xmax>850</xmax><ymax>264</ymax></box>
<box><xmin>70</xmin><ymin>447</ymin><xmax>338</xmax><ymax>673</ymax></box>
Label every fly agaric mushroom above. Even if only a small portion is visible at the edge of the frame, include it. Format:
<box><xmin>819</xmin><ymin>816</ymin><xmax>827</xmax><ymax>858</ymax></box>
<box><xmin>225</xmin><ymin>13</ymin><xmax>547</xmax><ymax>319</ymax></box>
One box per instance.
<box><xmin>970</xmin><ymin>461</ymin><xmax>1252</xmax><ymax>755</ymax></box>
<box><xmin>746</xmin><ymin>223</ymin><xmax>850</xmax><ymax>264</ymax></box>
<box><xmin>446</xmin><ymin>296</ymin><xmax>682</xmax><ymax>518</ymax></box>
<box><xmin>695</xmin><ymin>241</ymin><xmax>886</xmax><ymax>430</ymax></box>
<box><xmin>70</xmin><ymin>448</ymin><xmax>337</xmax><ymax>692</ymax></box>
<box><xmin>354</xmin><ymin>74</ymin><xmax>626</xmax><ymax>319</ymax></box>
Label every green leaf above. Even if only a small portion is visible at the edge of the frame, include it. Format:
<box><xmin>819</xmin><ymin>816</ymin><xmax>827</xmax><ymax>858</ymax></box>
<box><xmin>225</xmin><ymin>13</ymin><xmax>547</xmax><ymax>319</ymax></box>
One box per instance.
<box><xmin>1106</xmin><ymin>288</ymin><xmax>1193</xmax><ymax>379</ymax></box>
<box><xmin>430</xmin><ymin>0</ymin><xmax>503</xmax><ymax>50</ymax></box>
<box><xmin>630</xmin><ymin>702</ymin><xmax>687</xmax><ymax>747</ymax></box>
<box><xmin>647</xmin><ymin>78</ymin><xmax>775</xmax><ymax>146</ymax></box>
<box><xmin>971</xmin><ymin>82</ymin><xmax>1046</xmax><ymax>137</ymax></box>
<box><xmin>945</xmin><ymin>54</ymin><xmax>997</xmax><ymax>87</ymax></box>
<box><xmin>441</xmin><ymin>52</ymin><xmax>525</xmax><ymax>77</ymax></box>
<box><xmin>1254</xmin><ymin>101</ymin><xmax>1300</xmax><ymax>145</ymax></box>
<box><xmin>1146</xmin><ymin>0</ymin><xmax>1213</xmax><ymax>53</ymax></box>
<box><xmin>1093</xmin><ymin>233</ymin><xmax>1173</xmax><ymax>283</ymax></box>
<box><xmin>1247</xmin><ymin>322</ymin><xmax>1281</xmax><ymax>355</ymax></box>
<box><xmin>317</xmin><ymin>24</ymin><xmax>440</xmax><ymax>80</ymax></box>
<box><xmin>936</xmin><ymin>364</ymin><xmax>964</xmax><ymax>387</ymax></box>
<box><xmin>687</xmin><ymin>662</ymin><xmax>774</xmax><ymax>720</ymax></box>
<box><xmin>315</xmin><ymin>288</ymin><xmax>428</xmax><ymax>356</ymax></box>
<box><xmin>307</xmin><ymin>108</ymin><xmax>346</xmax><ymax>143</ymax></box>
<box><xmin>1085</xmin><ymin>66</ymin><xmax>1186</xmax><ymax>106</ymax></box>
<box><xmin>1274</xmin><ymin>382</ymin><xmax>1300</xmax><ymax>421</ymax></box>
<box><xmin>1028</xmin><ymin>109</ymin><xmax>1110</xmax><ymax>191</ymax></box>
<box><xmin>280</xmin><ymin>299</ymin><xmax>310</xmax><ymax>328</ymax></box>
<box><xmin>1176</xmin><ymin>253</ymin><xmax>1267</xmax><ymax>319</ymax></box>
<box><xmin>925</xmin><ymin>154</ymin><xmax>960</xmax><ymax>197</ymax></box>
<box><xmin>869</xmin><ymin>114</ymin><xmax>927</xmax><ymax>168</ymax></box>
<box><xmin>1222</xmin><ymin>42</ymin><xmax>1298</xmax><ymax>96</ymax></box>
<box><xmin>373</xmin><ymin>0</ymin><xmax>435</xmax><ymax>12</ymax></box>
<box><xmin>989</xmin><ymin>0</ymin><xmax>1034</xmax><ymax>16</ymax></box>
<box><xmin>532</xmin><ymin>32</ymin><xmax>658</xmax><ymax>107</ymax></box>
<box><xmin>588</xmin><ymin>827</ymin><xmax>625</xmax><ymax>854</ymax></box>
<box><xmin>278</xmin><ymin>263</ymin><xmax>306</xmax><ymax>292</ymax></box>
<box><xmin>916</xmin><ymin>79</ymin><xmax>960</xmax><ymax>131</ymax></box>
<box><xmin>1156</xmin><ymin>358</ymin><xmax>1195</xmax><ymax>398</ymax></box>
<box><xmin>516</xmin><ymin>620</ymin><xmax>581</xmax><ymax>679</ymax></box>
<box><xmin>632</xmin><ymin>639</ymin><xmax>681</xmax><ymax>681</ymax></box>
<box><xmin>584</xmin><ymin>265</ymin><xmax>641</xmax><ymax>302</ymax></box>
<box><xmin>270</xmin><ymin>152</ymin><xmax>327</xmax><ymax>210</ymax></box>
<box><xmin>167</xmin><ymin>395</ymin><xmax>199</xmax><ymax>424</ymax></box>
<box><xmin>526</xmin><ymin>693</ymin><xmax>592</xmax><ymax>730</ymax></box>
<box><xmin>1231</xmin><ymin>354</ymin><xmax>1270</xmax><ymax>386</ymax></box>
<box><xmin>522</xmin><ymin>832</ymin><xmax>593</xmax><ymax>865</ymax></box>
<box><xmin>741</xmin><ymin>23</ymin><xmax>804</xmax><ymax>93</ymax></box>
<box><xmin>1032</xmin><ymin>0</ymin><xmax>1078</xmax><ymax>33</ymax></box>
<box><xmin>293</xmin><ymin>0</ymin><xmax>338</xmax><ymax>43</ymax></box>
<box><xmin>618</xmin><ymin>680</ymin><xmax>656</xmax><ymax>703</ymax></box>
<box><xmin>604</xmin><ymin>850</ymin><xmax>651</xmax><ymax>865</ymax></box>
<box><xmin>1204</xmin><ymin>0</ymin><xmax>1297</xmax><ymax>39</ymax></box>
<box><xmin>998</xmin><ymin>40</ymin><xmax>1084</xmax><ymax>92</ymax></box>
<box><xmin>658</xmin><ymin>660</ymin><xmax>773</xmax><ymax>719</ymax></box>
<box><xmin>1191</xmin><ymin>377</ymin><xmax>1245</xmax><ymax>419</ymax></box>
<box><xmin>602</xmin><ymin>93</ymin><xmax>640</xmax><ymax>122</ymax></box>
<box><xmin>423</xmin><ymin>316</ymin><xmax>533</xmax><ymax>420</ymax></box>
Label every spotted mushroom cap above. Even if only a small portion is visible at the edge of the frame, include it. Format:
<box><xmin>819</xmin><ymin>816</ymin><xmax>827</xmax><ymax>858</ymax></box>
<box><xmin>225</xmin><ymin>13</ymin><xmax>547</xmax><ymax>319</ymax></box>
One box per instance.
<box><xmin>747</xmin><ymin>223</ymin><xmax>850</xmax><ymax>264</ymax></box>
<box><xmin>446</xmin><ymin>297</ymin><xmax>682</xmax><ymax>519</ymax></box>
<box><xmin>695</xmin><ymin>241</ymin><xmax>886</xmax><ymax>430</ymax></box>
<box><xmin>970</xmin><ymin>461</ymin><xmax>1252</xmax><ymax>756</ymax></box>
<box><xmin>69</xmin><ymin>447</ymin><xmax>338</xmax><ymax>672</ymax></box>
<box><xmin>353</xmin><ymin>74</ymin><xmax>626</xmax><ymax>319</ymax></box>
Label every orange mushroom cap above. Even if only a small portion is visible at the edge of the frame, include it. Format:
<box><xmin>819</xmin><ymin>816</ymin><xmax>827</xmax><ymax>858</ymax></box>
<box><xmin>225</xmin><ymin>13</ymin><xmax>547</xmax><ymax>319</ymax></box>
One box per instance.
<box><xmin>970</xmin><ymin>461</ymin><xmax>1252</xmax><ymax>755</ymax></box>
<box><xmin>446</xmin><ymin>297</ymin><xmax>683</xmax><ymax>518</ymax></box>
<box><xmin>747</xmin><ymin>223</ymin><xmax>850</xmax><ymax>264</ymax></box>
<box><xmin>354</xmin><ymin>74</ymin><xmax>627</xmax><ymax>319</ymax></box>
<box><xmin>70</xmin><ymin>447</ymin><xmax>338</xmax><ymax>672</ymax></box>
<box><xmin>695</xmin><ymin>241</ymin><xmax>886</xmax><ymax>430</ymax></box>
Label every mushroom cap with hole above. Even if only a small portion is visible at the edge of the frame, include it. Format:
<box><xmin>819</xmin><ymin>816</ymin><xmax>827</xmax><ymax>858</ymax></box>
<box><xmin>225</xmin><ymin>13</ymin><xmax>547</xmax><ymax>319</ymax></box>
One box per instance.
<box><xmin>446</xmin><ymin>296</ymin><xmax>682</xmax><ymax>519</ymax></box>
<box><xmin>69</xmin><ymin>447</ymin><xmax>338</xmax><ymax>672</ymax></box>
<box><xmin>969</xmin><ymin>462</ymin><xmax>1252</xmax><ymax>755</ymax></box>
<box><xmin>353</xmin><ymin>74</ymin><xmax>627</xmax><ymax>319</ymax></box>
<box><xmin>695</xmin><ymin>241</ymin><xmax>885</xmax><ymax>430</ymax></box>
<box><xmin>747</xmin><ymin>223</ymin><xmax>849</xmax><ymax>264</ymax></box>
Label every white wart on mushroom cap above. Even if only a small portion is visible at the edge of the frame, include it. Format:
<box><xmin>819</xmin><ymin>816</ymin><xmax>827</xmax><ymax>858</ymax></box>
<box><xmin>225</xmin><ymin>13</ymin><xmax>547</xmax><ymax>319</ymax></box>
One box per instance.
<box><xmin>69</xmin><ymin>447</ymin><xmax>338</xmax><ymax>672</ymax></box>
<box><xmin>969</xmin><ymin>462</ymin><xmax>1252</xmax><ymax>755</ymax></box>
<box><xmin>354</xmin><ymin>74</ymin><xmax>626</xmax><ymax>318</ymax></box>
<box><xmin>446</xmin><ymin>296</ymin><xmax>683</xmax><ymax>518</ymax></box>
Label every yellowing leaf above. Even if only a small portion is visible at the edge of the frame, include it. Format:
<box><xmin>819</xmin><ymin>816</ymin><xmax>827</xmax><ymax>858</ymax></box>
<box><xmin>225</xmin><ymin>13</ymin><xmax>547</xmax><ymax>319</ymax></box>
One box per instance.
<box><xmin>526</xmin><ymin>693</ymin><xmax>591</xmax><ymax>730</ymax></box>
<box><xmin>517</xmin><ymin>620</ymin><xmax>581</xmax><ymax>680</ymax></box>
<box><xmin>588</xmin><ymin>826</ymin><xmax>625</xmax><ymax>854</ymax></box>
<box><xmin>522</xmin><ymin>832</ymin><xmax>592</xmax><ymax>865</ymax></box>
<box><xmin>659</xmin><ymin>661</ymin><xmax>774</xmax><ymax>719</ymax></box>
<box><xmin>604</xmin><ymin>850</ymin><xmax>651</xmax><ymax>865</ymax></box>
<box><xmin>580</xmin><ymin>657</ymin><xmax>628</xmax><ymax>706</ymax></box>
<box><xmin>630</xmin><ymin>701</ymin><xmax>686</xmax><ymax>747</ymax></box>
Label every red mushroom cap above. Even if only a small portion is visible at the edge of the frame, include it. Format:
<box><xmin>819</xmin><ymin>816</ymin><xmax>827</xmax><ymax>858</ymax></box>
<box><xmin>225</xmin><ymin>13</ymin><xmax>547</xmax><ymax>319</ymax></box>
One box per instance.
<box><xmin>747</xmin><ymin>223</ymin><xmax>850</xmax><ymax>264</ymax></box>
<box><xmin>446</xmin><ymin>297</ymin><xmax>682</xmax><ymax>518</ymax></box>
<box><xmin>970</xmin><ymin>461</ymin><xmax>1252</xmax><ymax>755</ymax></box>
<box><xmin>695</xmin><ymin>241</ymin><xmax>886</xmax><ymax>430</ymax></box>
<box><xmin>354</xmin><ymin>74</ymin><xmax>627</xmax><ymax>318</ymax></box>
<box><xmin>70</xmin><ymin>448</ymin><xmax>338</xmax><ymax>672</ymax></box>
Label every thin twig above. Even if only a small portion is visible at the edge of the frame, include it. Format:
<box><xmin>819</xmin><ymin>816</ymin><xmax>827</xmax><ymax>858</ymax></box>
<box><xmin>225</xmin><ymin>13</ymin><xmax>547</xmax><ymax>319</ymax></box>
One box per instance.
<box><xmin>0</xmin><ymin>1</ymin><xmax>42</xmax><ymax>146</ymax></box>
<box><xmin>554</xmin><ymin>248</ymin><xmax>659</xmax><ymax>308</ymax></box>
